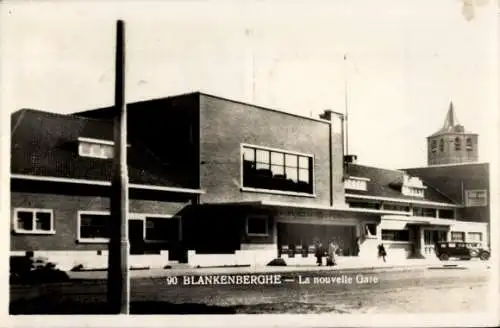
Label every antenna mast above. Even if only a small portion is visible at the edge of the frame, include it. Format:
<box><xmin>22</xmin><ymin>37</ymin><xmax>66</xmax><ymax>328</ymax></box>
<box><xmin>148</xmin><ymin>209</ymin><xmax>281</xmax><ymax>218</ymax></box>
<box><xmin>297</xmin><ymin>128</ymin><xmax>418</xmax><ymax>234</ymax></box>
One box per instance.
<box><xmin>344</xmin><ymin>53</ymin><xmax>349</xmax><ymax>156</ymax></box>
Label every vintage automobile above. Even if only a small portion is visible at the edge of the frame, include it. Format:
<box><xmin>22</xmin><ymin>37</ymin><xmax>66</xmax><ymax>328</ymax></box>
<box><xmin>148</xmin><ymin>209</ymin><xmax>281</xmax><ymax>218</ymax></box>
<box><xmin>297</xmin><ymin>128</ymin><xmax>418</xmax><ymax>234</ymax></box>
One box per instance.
<box><xmin>435</xmin><ymin>241</ymin><xmax>490</xmax><ymax>261</ymax></box>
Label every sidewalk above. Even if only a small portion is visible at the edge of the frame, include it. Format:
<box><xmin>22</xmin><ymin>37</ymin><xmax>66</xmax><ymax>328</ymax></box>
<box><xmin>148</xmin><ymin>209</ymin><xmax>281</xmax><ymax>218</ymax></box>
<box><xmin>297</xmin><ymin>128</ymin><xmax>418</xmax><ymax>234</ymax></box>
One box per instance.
<box><xmin>67</xmin><ymin>257</ymin><xmax>489</xmax><ymax>280</ymax></box>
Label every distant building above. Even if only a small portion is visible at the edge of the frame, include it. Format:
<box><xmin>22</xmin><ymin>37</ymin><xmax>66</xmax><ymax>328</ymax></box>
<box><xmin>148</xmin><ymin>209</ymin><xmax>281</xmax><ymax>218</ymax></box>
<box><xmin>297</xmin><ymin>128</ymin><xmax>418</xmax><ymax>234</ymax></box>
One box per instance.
<box><xmin>427</xmin><ymin>102</ymin><xmax>478</xmax><ymax>166</ymax></box>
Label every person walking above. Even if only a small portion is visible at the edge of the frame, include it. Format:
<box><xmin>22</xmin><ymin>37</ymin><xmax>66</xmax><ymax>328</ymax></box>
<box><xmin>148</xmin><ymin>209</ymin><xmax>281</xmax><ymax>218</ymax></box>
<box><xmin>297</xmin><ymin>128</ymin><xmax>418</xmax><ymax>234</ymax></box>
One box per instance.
<box><xmin>314</xmin><ymin>240</ymin><xmax>324</xmax><ymax>266</ymax></box>
<box><xmin>378</xmin><ymin>243</ymin><xmax>387</xmax><ymax>262</ymax></box>
<box><xmin>327</xmin><ymin>240</ymin><xmax>337</xmax><ymax>266</ymax></box>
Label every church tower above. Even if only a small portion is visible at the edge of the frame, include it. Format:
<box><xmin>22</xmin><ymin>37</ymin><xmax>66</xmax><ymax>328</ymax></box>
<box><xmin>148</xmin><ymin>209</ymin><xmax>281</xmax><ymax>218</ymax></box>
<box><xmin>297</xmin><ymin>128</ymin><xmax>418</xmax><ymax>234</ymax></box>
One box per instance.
<box><xmin>427</xmin><ymin>102</ymin><xmax>478</xmax><ymax>165</ymax></box>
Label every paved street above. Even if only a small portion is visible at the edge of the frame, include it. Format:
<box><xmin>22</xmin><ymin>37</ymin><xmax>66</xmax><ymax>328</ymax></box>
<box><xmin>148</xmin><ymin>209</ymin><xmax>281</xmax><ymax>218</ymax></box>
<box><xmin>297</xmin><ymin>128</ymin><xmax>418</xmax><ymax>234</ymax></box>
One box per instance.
<box><xmin>10</xmin><ymin>262</ymin><xmax>492</xmax><ymax>314</ymax></box>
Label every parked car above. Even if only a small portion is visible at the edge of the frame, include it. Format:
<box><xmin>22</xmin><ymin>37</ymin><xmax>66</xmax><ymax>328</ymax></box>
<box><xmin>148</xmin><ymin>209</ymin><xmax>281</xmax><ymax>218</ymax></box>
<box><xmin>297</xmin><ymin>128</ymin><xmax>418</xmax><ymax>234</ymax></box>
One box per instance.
<box><xmin>435</xmin><ymin>241</ymin><xmax>490</xmax><ymax>261</ymax></box>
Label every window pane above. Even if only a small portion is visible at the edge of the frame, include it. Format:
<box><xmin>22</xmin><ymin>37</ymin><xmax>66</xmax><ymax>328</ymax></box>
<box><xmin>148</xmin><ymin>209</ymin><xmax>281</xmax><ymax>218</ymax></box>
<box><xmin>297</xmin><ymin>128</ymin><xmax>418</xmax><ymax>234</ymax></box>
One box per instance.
<box><xmin>271</xmin><ymin>164</ymin><xmax>284</xmax><ymax>176</ymax></box>
<box><xmin>243</xmin><ymin>147</ymin><xmax>255</xmax><ymax>161</ymax></box>
<box><xmin>298</xmin><ymin>157</ymin><xmax>309</xmax><ymax>169</ymax></box>
<box><xmin>17</xmin><ymin>211</ymin><xmax>33</xmax><ymax>231</ymax></box>
<box><xmin>256</xmin><ymin>149</ymin><xmax>270</xmax><ymax>163</ymax></box>
<box><xmin>102</xmin><ymin>145</ymin><xmax>114</xmax><ymax>158</ymax></box>
<box><xmin>80</xmin><ymin>214</ymin><xmax>108</xmax><ymax>239</ymax></box>
<box><xmin>256</xmin><ymin>162</ymin><xmax>270</xmax><ymax>170</ymax></box>
<box><xmin>35</xmin><ymin>212</ymin><xmax>52</xmax><ymax>231</ymax></box>
<box><xmin>270</xmin><ymin>152</ymin><xmax>284</xmax><ymax>165</ymax></box>
<box><xmin>298</xmin><ymin>168</ymin><xmax>309</xmax><ymax>183</ymax></box>
<box><xmin>90</xmin><ymin>144</ymin><xmax>101</xmax><ymax>157</ymax></box>
<box><xmin>285</xmin><ymin>154</ymin><xmax>297</xmax><ymax>167</ymax></box>
<box><xmin>285</xmin><ymin>167</ymin><xmax>298</xmax><ymax>182</ymax></box>
<box><xmin>80</xmin><ymin>142</ymin><xmax>91</xmax><ymax>155</ymax></box>
<box><xmin>247</xmin><ymin>217</ymin><xmax>267</xmax><ymax>235</ymax></box>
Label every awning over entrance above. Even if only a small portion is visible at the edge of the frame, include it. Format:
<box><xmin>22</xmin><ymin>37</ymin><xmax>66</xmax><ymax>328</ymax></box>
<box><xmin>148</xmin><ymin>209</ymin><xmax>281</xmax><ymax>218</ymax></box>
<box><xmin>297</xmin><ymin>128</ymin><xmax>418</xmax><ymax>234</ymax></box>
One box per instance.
<box><xmin>202</xmin><ymin>200</ymin><xmax>403</xmax><ymax>222</ymax></box>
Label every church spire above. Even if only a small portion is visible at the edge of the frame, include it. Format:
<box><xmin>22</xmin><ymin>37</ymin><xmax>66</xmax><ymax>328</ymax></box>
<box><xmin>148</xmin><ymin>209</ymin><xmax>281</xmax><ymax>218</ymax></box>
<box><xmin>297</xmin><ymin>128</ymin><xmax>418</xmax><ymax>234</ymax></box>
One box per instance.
<box><xmin>442</xmin><ymin>101</ymin><xmax>459</xmax><ymax>131</ymax></box>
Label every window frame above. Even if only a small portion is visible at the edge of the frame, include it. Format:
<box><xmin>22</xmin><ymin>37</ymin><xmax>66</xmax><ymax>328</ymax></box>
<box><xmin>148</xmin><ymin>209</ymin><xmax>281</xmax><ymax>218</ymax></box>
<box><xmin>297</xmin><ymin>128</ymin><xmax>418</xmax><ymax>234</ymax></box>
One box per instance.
<box><xmin>143</xmin><ymin>214</ymin><xmax>180</xmax><ymax>243</ymax></box>
<box><xmin>451</xmin><ymin>231</ymin><xmax>465</xmax><ymax>242</ymax></box>
<box><xmin>381</xmin><ymin>229</ymin><xmax>410</xmax><ymax>242</ymax></box>
<box><xmin>78</xmin><ymin>137</ymin><xmax>115</xmax><ymax>159</ymax></box>
<box><xmin>13</xmin><ymin>208</ymin><xmax>55</xmax><ymax>235</ymax></box>
<box><xmin>77</xmin><ymin>210</ymin><xmax>110</xmax><ymax>243</ymax></box>
<box><xmin>240</xmin><ymin>143</ymin><xmax>316</xmax><ymax>197</ymax></box>
<box><xmin>454</xmin><ymin>137</ymin><xmax>461</xmax><ymax>151</ymax></box>
<box><xmin>245</xmin><ymin>215</ymin><xmax>269</xmax><ymax>237</ymax></box>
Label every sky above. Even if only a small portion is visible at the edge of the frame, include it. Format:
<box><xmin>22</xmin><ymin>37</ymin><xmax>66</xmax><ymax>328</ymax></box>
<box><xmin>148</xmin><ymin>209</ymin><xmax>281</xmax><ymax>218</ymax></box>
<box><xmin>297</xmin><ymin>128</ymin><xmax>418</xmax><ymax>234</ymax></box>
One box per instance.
<box><xmin>1</xmin><ymin>0</ymin><xmax>498</xmax><ymax>169</ymax></box>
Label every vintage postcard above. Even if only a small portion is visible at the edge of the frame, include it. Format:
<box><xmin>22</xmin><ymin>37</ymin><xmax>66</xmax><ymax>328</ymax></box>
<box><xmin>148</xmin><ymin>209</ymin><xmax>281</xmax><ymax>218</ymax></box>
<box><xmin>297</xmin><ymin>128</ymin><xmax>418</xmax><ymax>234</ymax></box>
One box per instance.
<box><xmin>1</xmin><ymin>0</ymin><xmax>498</xmax><ymax>327</ymax></box>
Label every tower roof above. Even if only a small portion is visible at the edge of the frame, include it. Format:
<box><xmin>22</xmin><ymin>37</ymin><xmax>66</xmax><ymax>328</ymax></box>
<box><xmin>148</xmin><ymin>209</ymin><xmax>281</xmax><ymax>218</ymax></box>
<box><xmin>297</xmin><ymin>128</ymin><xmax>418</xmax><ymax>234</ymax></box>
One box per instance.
<box><xmin>430</xmin><ymin>102</ymin><xmax>469</xmax><ymax>136</ymax></box>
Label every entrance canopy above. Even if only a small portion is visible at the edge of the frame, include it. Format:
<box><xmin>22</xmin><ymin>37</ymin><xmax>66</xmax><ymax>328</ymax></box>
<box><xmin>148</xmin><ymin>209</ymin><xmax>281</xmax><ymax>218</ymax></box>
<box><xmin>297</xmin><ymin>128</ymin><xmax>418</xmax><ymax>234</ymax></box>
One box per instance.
<box><xmin>203</xmin><ymin>200</ymin><xmax>402</xmax><ymax>221</ymax></box>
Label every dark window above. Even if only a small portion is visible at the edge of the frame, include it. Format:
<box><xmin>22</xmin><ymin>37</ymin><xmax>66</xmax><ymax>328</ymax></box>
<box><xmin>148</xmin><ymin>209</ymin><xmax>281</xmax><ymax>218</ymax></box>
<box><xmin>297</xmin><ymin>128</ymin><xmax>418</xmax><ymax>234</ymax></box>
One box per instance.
<box><xmin>439</xmin><ymin>209</ymin><xmax>455</xmax><ymax>219</ymax></box>
<box><xmin>454</xmin><ymin>137</ymin><xmax>461</xmax><ymax>151</ymax></box>
<box><xmin>382</xmin><ymin>229</ymin><xmax>409</xmax><ymax>242</ymax></box>
<box><xmin>466</xmin><ymin>137</ymin><xmax>473</xmax><ymax>151</ymax></box>
<box><xmin>424</xmin><ymin>230</ymin><xmax>447</xmax><ymax>245</ymax></box>
<box><xmin>365</xmin><ymin>223</ymin><xmax>377</xmax><ymax>236</ymax></box>
<box><xmin>383</xmin><ymin>204</ymin><xmax>410</xmax><ymax>212</ymax></box>
<box><xmin>80</xmin><ymin>214</ymin><xmax>108</xmax><ymax>240</ymax></box>
<box><xmin>349</xmin><ymin>202</ymin><xmax>380</xmax><ymax>209</ymax></box>
<box><xmin>145</xmin><ymin>217</ymin><xmax>179</xmax><ymax>242</ymax></box>
<box><xmin>439</xmin><ymin>139</ymin><xmax>444</xmax><ymax>152</ymax></box>
<box><xmin>242</xmin><ymin>146</ymin><xmax>313</xmax><ymax>194</ymax></box>
<box><xmin>15</xmin><ymin>209</ymin><xmax>53</xmax><ymax>233</ymax></box>
<box><xmin>431</xmin><ymin>139</ymin><xmax>437</xmax><ymax>152</ymax></box>
<box><xmin>246</xmin><ymin>216</ymin><xmax>268</xmax><ymax>236</ymax></box>
<box><xmin>413</xmin><ymin>207</ymin><xmax>436</xmax><ymax>217</ymax></box>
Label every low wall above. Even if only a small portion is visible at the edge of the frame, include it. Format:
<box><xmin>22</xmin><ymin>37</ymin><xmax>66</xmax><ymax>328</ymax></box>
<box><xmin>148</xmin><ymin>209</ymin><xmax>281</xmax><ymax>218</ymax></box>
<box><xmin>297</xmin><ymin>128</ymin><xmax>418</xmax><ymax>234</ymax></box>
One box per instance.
<box><xmin>10</xmin><ymin>250</ymin><xmax>169</xmax><ymax>271</ymax></box>
<box><xmin>187</xmin><ymin>244</ymin><xmax>277</xmax><ymax>267</ymax></box>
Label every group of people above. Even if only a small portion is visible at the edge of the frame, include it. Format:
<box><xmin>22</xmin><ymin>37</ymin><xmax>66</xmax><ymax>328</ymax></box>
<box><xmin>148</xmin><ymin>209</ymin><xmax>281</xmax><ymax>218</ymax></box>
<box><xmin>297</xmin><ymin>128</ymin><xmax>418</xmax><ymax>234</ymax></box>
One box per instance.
<box><xmin>314</xmin><ymin>240</ymin><xmax>338</xmax><ymax>266</ymax></box>
<box><xmin>313</xmin><ymin>239</ymin><xmax>387</xmax><ymax>266</ymax></box>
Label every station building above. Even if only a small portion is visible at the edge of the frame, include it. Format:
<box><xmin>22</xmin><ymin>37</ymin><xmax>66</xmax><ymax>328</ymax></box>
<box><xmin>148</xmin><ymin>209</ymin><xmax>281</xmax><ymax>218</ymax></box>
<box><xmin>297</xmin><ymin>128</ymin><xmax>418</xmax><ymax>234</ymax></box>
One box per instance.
<box><xmin>9</xmin><ymin>93</ymin><xmax>489</xmax><ymax>269</ymax></box>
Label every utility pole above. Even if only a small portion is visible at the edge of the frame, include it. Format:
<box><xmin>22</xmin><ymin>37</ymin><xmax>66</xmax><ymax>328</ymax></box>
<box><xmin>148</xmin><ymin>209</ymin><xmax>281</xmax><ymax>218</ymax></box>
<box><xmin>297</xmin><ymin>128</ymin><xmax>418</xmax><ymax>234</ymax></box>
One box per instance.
<box><xmin>107</xmin><ymin>19</ymin><xmax>130</xmax><ymax>314</ymax></box>
<box><xmin>343</xmin><ymin>53</ymin><xmax>349</xmax><ymax>156</ymax></box>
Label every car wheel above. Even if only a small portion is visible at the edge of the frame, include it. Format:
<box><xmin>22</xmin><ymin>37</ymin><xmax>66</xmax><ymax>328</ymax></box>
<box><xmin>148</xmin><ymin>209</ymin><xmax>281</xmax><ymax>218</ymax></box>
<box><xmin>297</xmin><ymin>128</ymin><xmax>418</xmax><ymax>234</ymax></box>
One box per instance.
<box><xmin>480</xmin><ymin>252</ymin><xmax>490</xmax><ymax>261</ymax></box>
<box><xmin>439</xmin><ymin>253</ymin><xmax>449</xmax><ymax>261</ymax></box>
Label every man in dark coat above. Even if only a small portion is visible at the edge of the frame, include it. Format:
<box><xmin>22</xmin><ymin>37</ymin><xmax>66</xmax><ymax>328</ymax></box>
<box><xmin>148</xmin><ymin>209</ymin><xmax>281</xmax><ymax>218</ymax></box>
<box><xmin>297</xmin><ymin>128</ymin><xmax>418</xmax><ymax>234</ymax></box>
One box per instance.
<box><xmin>315</xmin><ymin>240</ymin><xmax>324</xmax><ymax>266</ymax></box>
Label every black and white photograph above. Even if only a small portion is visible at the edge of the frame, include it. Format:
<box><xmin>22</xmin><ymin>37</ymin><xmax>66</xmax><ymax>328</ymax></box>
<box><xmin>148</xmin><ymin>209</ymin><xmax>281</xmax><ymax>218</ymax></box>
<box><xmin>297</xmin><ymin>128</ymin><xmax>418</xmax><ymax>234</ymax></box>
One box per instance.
<box><xmin>1</xmin><ymin>0</ymin><xmax>498</xmax><ymax>326</ymax></box>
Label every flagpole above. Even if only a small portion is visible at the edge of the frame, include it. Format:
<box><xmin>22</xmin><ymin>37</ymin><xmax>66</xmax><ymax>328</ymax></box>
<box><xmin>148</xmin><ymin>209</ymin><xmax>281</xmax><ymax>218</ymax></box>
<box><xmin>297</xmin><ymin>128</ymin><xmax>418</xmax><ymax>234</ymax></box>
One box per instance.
<box><xmin>107</xmin><ymin>19</ymin><xmax>130</xmax><ymax>315</ymax></box>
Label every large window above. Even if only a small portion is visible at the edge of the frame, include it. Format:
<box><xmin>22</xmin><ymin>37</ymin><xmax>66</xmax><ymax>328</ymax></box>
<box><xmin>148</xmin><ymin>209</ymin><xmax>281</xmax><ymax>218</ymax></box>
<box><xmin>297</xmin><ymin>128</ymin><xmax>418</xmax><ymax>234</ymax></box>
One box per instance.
<box><xmin>439</xmin><ymin>209</ymin><xmax>455</xmax><ymax>219</ymax></box>
<box><xmin>383</xmin><ymin>204</ymin><xmax>410</xmax><ymax>212</ymax></box>
<box><xmin>78</xmin><ymin>212</ymin><xmax>109</xmax><ymax>242</ymax></box>
<box><xmin>242</xmin><ymin>145</ymin><xmax>313</xmax><ymax>194</ymax></box>
<box><xmin>466</xmin><ymin>137</ymin><xmax>473</xmax><ymax>151</ymax></box>
<box><xmin>467</xmin><ymin>232</ymin><xmax>482</xmax><ymax>243</ymax></box>
<box><xmin>451</xmin><ymin>231</ymin><xmax>465</xmax><ymax>242</ymax></box>
<box><xmin>439</xmin><ymin>139</ymin><xmax>444</xmax><ymax>152</ymax></box>
<box><xmin>246</xmin><ymin>216</ymin><xmax>269</xmax><ymax>236</ymax></box>
<box><xmin>424</xmin><ymin>230</ymin><xmax>447</xmax><ymax>245</ymax></box>
<box><xmin>413</xmin><ymin>207</ymin><xmax>436</xmax><ymax>217</ymax></box>
<box><xmin>13</xmin><ymin>208</ymin><xmax>54</xmax><ymax>234</ymax></box>
<box><xmin>78</xmin><ymin>137</ymin><xmax>114</xmax><ymax>159</ymax></box>
<box><xmin>145</xmin><ymin>216</ymin><xmax>179</xmax><ymax>242</ymax></box>
<box><xmin>349</xmin><ymin>202</ymin><xmax>380</xmax><ymax>210</ymax></box>
<box><xmin>382</xmin><ymin>229</ymin><xmax>409</xmax><ymax>242</ymax></box>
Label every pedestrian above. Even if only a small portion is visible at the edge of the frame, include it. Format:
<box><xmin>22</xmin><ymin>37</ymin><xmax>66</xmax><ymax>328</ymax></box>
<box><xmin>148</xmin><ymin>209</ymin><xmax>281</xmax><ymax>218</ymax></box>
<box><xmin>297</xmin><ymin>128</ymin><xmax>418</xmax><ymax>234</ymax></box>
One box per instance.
<box><xmin>327</xmin><ymin>240</ymin><xmax>336</xmax><ymax>266</ymax></box>
<box><xmin>314</xmin><ymin>240</ymin><xmax>323</xmax><ymax>266</ymax></box>
<box><xmin>378</xmin><ymin>243</ymin><xmax>387</xmax><ymax>262</ymax></box>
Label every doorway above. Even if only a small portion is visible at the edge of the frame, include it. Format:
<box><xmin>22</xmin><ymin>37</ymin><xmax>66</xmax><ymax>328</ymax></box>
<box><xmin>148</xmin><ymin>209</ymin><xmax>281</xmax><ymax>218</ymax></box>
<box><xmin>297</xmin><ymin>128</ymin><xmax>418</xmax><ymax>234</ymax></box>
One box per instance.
<box><xmin>128</xmin><ymin>219</ymin><xmax>145</xmax><ymax>255</ymax></box>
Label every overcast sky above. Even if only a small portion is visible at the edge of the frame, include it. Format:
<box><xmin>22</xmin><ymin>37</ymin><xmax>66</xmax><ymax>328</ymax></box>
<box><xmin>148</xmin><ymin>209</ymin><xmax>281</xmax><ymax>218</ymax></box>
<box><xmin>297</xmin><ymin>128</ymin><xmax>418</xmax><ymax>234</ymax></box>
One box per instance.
<box><xmin>1</xmin><ymin>0</ymin><xmax>498</xmax><ymax>169</ymax></box>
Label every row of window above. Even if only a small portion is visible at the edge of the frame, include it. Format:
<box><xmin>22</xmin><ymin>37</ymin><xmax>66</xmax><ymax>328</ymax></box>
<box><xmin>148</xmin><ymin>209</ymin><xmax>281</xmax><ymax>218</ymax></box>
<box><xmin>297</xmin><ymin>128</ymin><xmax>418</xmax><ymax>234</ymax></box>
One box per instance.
<box><xmin>13</xmin><ymin>209</ymin><xmax>269</xmax><ymax>239</ymax></box>
<box><xmin>350</xmin><ymin>203</ymin><xmax>455</xmax><ymax>219</ymax></box>
<box><xmin>431</xmin><ymin>137</ymin><xmax>473</xmax><ymax>153</ymax></box>
<box><xmin>382</xmin><ymin>229</ymin><xmax>482</xmax><ymax>243</ymax></box>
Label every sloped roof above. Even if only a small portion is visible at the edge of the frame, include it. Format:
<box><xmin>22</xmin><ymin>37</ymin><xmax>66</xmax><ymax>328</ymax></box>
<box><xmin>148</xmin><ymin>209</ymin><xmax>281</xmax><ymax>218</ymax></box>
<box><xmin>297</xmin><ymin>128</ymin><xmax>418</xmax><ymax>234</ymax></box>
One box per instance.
<box><xmin>11</xmin><ymin>109</ymin><xmax>194</xmax><ymax>188</ymax></box>
<box><xmin>345</xmin><ymin>163</ymin><xmax>456</xmax><ymax>205</ymax></box>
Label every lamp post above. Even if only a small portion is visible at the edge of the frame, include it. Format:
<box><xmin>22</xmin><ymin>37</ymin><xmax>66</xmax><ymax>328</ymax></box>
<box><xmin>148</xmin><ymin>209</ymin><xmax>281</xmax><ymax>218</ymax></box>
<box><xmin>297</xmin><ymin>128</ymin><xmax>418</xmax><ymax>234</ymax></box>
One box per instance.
<box><xmin>107</xmin><ymin>19</ymin><xmax>130</xmax><ymax>315</ymax></box>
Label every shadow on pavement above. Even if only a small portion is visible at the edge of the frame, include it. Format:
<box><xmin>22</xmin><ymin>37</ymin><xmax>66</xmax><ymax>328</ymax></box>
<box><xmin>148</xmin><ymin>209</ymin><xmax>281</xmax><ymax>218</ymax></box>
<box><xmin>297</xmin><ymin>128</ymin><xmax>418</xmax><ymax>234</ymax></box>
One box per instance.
<box><xmin>10</xmin><ymin>297</ymin><xmax>236</xmax><ymax>315</ymax></box>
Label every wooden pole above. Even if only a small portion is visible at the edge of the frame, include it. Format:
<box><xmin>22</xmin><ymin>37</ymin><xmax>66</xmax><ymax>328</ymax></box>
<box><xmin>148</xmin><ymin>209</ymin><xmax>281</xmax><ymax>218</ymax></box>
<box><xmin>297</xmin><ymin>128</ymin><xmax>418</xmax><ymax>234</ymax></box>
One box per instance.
<box><xmin>107</xmin><ymin>19</ymin><xmax>130</xmax><ymax>314</ymax></box>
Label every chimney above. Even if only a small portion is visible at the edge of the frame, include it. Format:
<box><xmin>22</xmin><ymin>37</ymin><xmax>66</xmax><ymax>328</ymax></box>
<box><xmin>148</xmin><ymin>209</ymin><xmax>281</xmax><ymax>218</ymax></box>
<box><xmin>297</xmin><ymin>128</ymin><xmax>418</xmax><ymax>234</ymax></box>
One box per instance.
<box><xmin>344</xmin><ymin>154</ymin><xmax>358</xmax><ymax>164</ymax></box>
<box><xmin>319</xmin><ymin>109</ymin><xmax>333</xmax><ymax>121</ymax></box>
